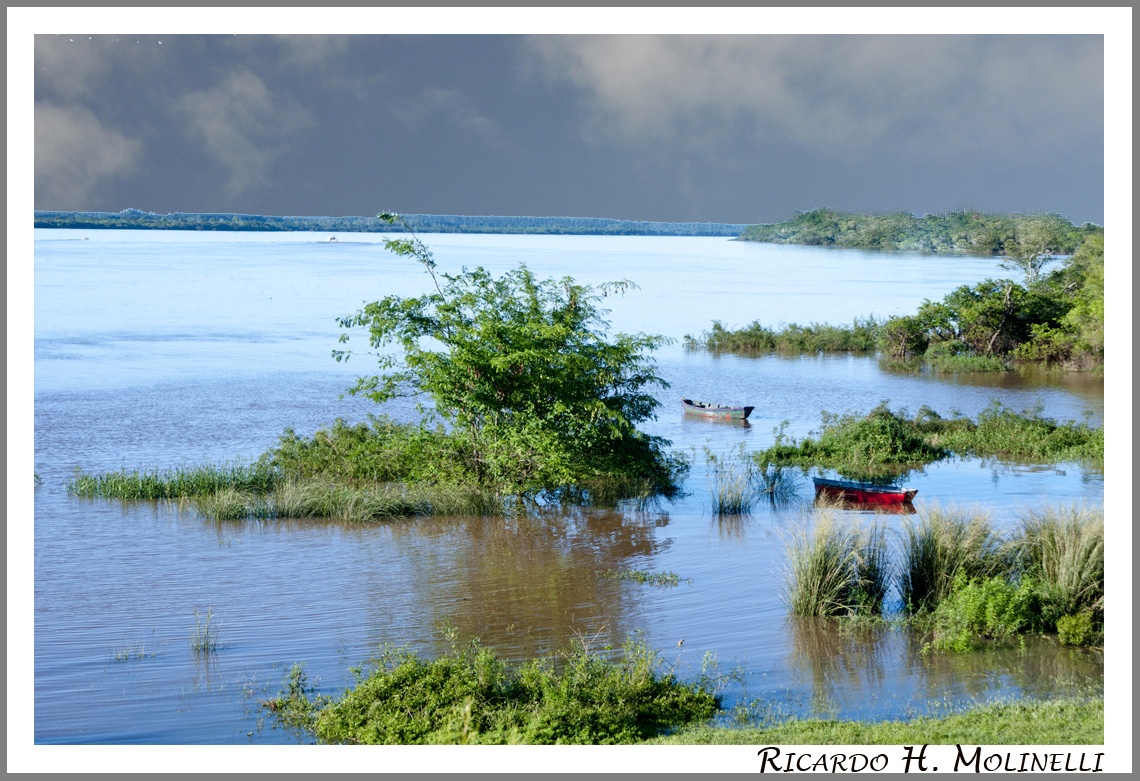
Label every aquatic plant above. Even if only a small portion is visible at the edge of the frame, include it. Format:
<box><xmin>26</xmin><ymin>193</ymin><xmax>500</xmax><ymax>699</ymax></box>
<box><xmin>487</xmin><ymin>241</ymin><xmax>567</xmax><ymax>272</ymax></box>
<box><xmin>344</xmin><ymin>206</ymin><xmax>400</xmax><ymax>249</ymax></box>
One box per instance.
<box><xmin>783</xmin><ymin>511</ymin><xmax>892</xmax><ymax>617</ymax></box>
<box><xmin>190</xmin><ymin>608</ymin><xmax>221</xmax><ymax>654</ymax></box>
<box><xmin>68</xmin><ymin>461</ymin><xmax>280</xmax><ymax>500</ymax></box>
<box><xmin>598</xmin><ymin>569</ymin><xmax>690</xmax><ymax>588</ymax></box>
<box><xmin>899</xmin><ymin>505</ymin><xmax>1008</xmax><ymax>614</ymax></box>
<box><xmin>266</xmin><ymin>638</ymin><xmax>720</xmax><ymax>744</ymax></box>
<box><xmin>1013</xmin><ymin>503</ymin><xmax>1104</xmax><ymax>620</ymax></box>
<box><xmin>704</xmin><ymin>444</ymin><xmax>765</xmax><ymax>515</ymax></box>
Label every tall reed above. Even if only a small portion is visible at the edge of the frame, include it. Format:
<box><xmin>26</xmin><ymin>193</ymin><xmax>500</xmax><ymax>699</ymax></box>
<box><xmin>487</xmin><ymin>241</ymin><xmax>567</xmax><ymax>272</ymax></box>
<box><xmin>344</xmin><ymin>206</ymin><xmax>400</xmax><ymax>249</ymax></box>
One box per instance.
<box><xmin>190</xmin><ymin>608</ymin><xmax>221</xmax><ymax>654</ymax></box>
<box><xmin>705</xmin><ymin>445</ymin><xmax>762</xmax><ymax>515</ymax></box>
<box><xmin>1014</xmin><ymin>503</ymin><xmax>1104</xmax><ymax>618</ymax></box>
<box><xmin>784</xmin><ymin>510</ymin><xmax>892</xmax><ymax>617</ymax></box>
<box><xmin>899</xmin><ymin>504</ymin><xmax>1007</xmax><ymax>613</ymax></box>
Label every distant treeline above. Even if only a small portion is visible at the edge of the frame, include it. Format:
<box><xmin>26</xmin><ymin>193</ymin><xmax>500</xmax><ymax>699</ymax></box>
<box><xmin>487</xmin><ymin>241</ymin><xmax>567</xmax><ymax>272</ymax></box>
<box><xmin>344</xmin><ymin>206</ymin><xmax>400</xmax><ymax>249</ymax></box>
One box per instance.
<box><xmin>33</xmin><ymin>209</ymin><xmax>749</xmax><ymax>237</ymax></box>
<box><xmin>741</xmin><ymin>209</ymin><xmax>1102</xmax><ymax>255</ymax></box>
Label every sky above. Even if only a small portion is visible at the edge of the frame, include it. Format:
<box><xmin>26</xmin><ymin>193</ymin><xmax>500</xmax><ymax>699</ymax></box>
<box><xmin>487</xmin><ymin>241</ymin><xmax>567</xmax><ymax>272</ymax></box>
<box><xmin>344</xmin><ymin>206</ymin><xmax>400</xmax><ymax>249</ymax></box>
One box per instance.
<box><xmin>24</xmin><ymin>18</ymin><xmax>1114</xmax><ymax>226</ymax></box>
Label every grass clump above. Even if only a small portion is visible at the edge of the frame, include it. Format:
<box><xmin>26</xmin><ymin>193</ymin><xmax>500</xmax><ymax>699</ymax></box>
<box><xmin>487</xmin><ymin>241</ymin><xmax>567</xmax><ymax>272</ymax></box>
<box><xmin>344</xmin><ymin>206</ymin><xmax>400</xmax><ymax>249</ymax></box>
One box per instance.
<box><xmin>900</xmin><ymin>503</ymin><xmax>1104</xmax><ymax>649</ymax></box>
<box><xmin>266</xmin><ymin>638</ymin><xmax>720</xmax><ymax>745</ymax></box>
<box><xmin>899</xmin><ymin>504</ymin><xmax>1007</xmax><ymax>614</ymax></box>
<box><xmin>190</xmin><ymin>608</ymin><xmax>221</xmax><ymax>654</ymax></box>
<box><xmin>1014</xmin><ymin>503</ymin><xmax>1104</xmax><ymax>641</ymax></box>
<box><xmin>704</xmin><ymin>444</ymin><xmax>764</xmax><ymax>515</ymax></box>
<box><xmin>784</xmin><ymin>511</ymin><xmax>891</xmax><ymax>617</ymax></box>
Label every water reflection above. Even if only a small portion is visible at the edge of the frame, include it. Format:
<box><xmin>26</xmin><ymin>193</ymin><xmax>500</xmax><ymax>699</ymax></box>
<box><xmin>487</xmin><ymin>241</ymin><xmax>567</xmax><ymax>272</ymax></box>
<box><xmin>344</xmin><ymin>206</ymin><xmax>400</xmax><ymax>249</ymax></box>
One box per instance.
<box><xmin>782</xmin><ymin>617</ymin><xmax>1103</xmax><ymax>721</ymax></box>
<box><xmin>786</xmin><ymin>617</ymin><xmax>894</xmax><ymax>718</ymax></box>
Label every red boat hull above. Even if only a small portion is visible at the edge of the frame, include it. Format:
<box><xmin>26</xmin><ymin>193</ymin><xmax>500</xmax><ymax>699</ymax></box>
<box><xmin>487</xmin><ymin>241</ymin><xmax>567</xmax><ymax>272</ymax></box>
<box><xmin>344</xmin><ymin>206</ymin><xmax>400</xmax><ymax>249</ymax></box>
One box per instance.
<box><xmin>813</xmin><ymin>478</ymin><xmax>917</xmax><ymax>506</ymax></box>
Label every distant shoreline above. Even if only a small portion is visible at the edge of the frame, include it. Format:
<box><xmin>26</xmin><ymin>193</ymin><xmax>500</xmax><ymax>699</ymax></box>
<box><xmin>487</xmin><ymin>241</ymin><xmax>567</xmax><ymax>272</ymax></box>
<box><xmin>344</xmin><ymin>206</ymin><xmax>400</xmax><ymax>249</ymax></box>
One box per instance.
<box><xmin>33</xmin><ymin>209</ymin><xmax>749</xmax><ymax>238</ymax></box>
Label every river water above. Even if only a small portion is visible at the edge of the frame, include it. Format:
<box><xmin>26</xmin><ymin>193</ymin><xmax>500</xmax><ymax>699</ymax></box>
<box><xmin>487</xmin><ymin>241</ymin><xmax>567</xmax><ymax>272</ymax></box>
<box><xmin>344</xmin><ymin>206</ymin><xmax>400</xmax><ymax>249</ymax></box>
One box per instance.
<box><xmin>24</xmin><ymin>230</ymin><xmax>1112</xmax><ymax>749</ymax></box>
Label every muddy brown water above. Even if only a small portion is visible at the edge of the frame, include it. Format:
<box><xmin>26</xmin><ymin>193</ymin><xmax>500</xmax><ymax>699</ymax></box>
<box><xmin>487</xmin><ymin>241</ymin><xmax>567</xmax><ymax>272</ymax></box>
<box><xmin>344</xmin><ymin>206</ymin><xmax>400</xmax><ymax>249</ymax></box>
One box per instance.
<box><xmin>27</xmin><ymin>230</ymin><xmax>1106</xmax><ymax>743</ymax></box>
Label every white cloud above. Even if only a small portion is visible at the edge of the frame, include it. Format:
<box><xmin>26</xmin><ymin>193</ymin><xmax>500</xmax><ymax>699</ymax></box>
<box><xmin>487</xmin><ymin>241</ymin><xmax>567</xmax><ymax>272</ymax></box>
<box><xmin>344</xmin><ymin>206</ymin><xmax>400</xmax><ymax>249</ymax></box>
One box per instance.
<box><xmin>34</xmin><ymin>102</ymin><xmax>142</xmax><ymax>208</ymax></box>
<box><xmin>176</xmin><ymin>70</ymin><xmax>313</xmax><ymax>197</ymax></box>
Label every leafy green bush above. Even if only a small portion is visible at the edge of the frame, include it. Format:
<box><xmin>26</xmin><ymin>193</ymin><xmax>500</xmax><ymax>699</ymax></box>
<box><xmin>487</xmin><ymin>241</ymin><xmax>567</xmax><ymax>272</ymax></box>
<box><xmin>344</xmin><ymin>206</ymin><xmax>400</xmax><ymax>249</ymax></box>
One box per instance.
<box><xmin>270</xmin><ymin>639</ymin><xmax>720</xmax><ymax>745</ymax></box>
<box><xmin>332</xmin><ymin>214</ymin><xmax>682</xmax><ymax>498</ymax></box>
<box><xmin>930</xmin><ymin>574</ymin><xmax>1051</xmax><ymax>651</ymax></box>
<box><xmin>1056</xmin><ymin>611</ymin><xmax>1097</xmax><ymax>647</ymax></box>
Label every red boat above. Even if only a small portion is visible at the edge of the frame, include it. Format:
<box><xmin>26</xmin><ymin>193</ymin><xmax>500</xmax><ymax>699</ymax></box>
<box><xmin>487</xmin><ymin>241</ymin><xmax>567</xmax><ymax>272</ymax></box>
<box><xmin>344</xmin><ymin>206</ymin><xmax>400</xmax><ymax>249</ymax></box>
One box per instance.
<box><xmin>812</xmin><ymin>476</ymin><xmax>917</xmax><ymax>506</ymax></box>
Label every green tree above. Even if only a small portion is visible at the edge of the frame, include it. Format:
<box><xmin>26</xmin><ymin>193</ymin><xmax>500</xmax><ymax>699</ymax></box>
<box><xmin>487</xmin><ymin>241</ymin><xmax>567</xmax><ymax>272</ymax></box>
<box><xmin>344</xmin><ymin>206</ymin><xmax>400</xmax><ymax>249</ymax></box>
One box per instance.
<box><xmin>333</xmin><ymin>213</ymin><xmax>680</xmax><ymax>496</ymax></box>
<box><xmin>999</xmin><ymin>214</ymin><xmax>1068</xmax><ymax>285</ymax></box>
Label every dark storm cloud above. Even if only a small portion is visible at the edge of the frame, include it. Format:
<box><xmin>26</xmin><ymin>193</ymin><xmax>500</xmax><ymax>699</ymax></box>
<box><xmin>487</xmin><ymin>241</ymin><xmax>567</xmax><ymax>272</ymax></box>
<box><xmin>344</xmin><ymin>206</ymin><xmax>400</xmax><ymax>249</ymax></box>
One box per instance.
<box><xmin>32</xmin><ymin>33</ymin><xmax>1104</xmax><ymax>224</ymax></box>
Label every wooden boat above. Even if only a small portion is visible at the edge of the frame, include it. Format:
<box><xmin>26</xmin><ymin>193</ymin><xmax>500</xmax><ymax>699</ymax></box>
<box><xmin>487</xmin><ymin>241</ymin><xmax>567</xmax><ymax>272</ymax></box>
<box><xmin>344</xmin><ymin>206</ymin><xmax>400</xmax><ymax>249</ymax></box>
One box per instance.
<box><xmin>812</xmin><ymin>476</ymin><xmax>917</xmax><ymax>506</ymax></box>
<box><xmin>682</xmin><ymin>398</ymin><xmax>754</xmax><ymax>420</ymax></box>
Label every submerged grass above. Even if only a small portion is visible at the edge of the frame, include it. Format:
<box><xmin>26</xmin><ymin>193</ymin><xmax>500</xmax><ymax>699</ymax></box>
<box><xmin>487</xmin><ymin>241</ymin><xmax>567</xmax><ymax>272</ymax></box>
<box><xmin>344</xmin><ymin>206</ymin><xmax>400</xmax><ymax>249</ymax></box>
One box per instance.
<box><xmin>265</xmin><ymin>638</ymin><xmax>720</xmax><ymax>745</ymax></box>
<box><xmin>598</xmin><ymin>569</ymin><xmax>690</xmax><ymax>588</ymax></box>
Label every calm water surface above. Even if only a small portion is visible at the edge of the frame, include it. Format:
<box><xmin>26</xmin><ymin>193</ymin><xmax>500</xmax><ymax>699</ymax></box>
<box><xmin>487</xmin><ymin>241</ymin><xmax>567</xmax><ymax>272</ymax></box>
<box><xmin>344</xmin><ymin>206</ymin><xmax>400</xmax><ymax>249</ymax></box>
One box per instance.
<box><xmin>29</xmin><ymin>230</ymin><xmax>1106</xmax><ymax>744</ymax></box>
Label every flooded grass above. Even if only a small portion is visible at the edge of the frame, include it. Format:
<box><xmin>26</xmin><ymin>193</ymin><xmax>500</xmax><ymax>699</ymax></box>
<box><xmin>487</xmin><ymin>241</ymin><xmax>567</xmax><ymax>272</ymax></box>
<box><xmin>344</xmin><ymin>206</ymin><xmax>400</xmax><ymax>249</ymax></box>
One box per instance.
<box><xmin>751</xmin><ymin>402</ymin><xmax>1103</xmax><ymax>477</ymax></box>
<box><xmin>68</xmin><ymin>461</ymin><xmax>280</xmax><ymax>500</ymax></box>
<box><xmin>188</xmin><ymin>479</ymin><xmax>503</xmax><ymax>522</ymax></box>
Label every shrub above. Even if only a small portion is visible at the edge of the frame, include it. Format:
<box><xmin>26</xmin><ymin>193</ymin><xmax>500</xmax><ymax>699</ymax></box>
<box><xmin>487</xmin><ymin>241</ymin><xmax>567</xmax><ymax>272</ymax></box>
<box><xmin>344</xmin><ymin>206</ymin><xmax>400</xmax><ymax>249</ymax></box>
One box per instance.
<box><xmin>929</xmin><ymin>574</ymin><xmax>1050</xmax><ymax>652</ymax></box>
<box><xmin>278</xmin><ymin>639</ymin><xmax>720</xmax><ymax>745</ymax></box>
<box><xmin>1056</xmin><ymin>611</ymin><xmax>1097</xmax><ymax>647</ymax></box>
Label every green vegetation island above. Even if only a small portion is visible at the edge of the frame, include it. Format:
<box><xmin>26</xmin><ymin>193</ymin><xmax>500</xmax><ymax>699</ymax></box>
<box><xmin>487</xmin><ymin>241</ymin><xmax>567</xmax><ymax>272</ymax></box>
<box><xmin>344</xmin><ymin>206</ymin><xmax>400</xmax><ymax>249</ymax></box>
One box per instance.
<box><xmin>689</xmin><ymin>214</ymin><xmax>1105</xmax><ymax>373</ymax></box>
<box><xmin>740</xmin><ymin>208</ymin><xmax>1102</xmax><ymax>255</ymax></box>
<box><xmin>33</xmin><ymin>208</ymin><xmax>748</xmax><ymax>237</ymax></box>
<box><xmin>65</xmin><ymin>215</ymin><xmax>1103</xmax><ymax>745</ymax></box>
